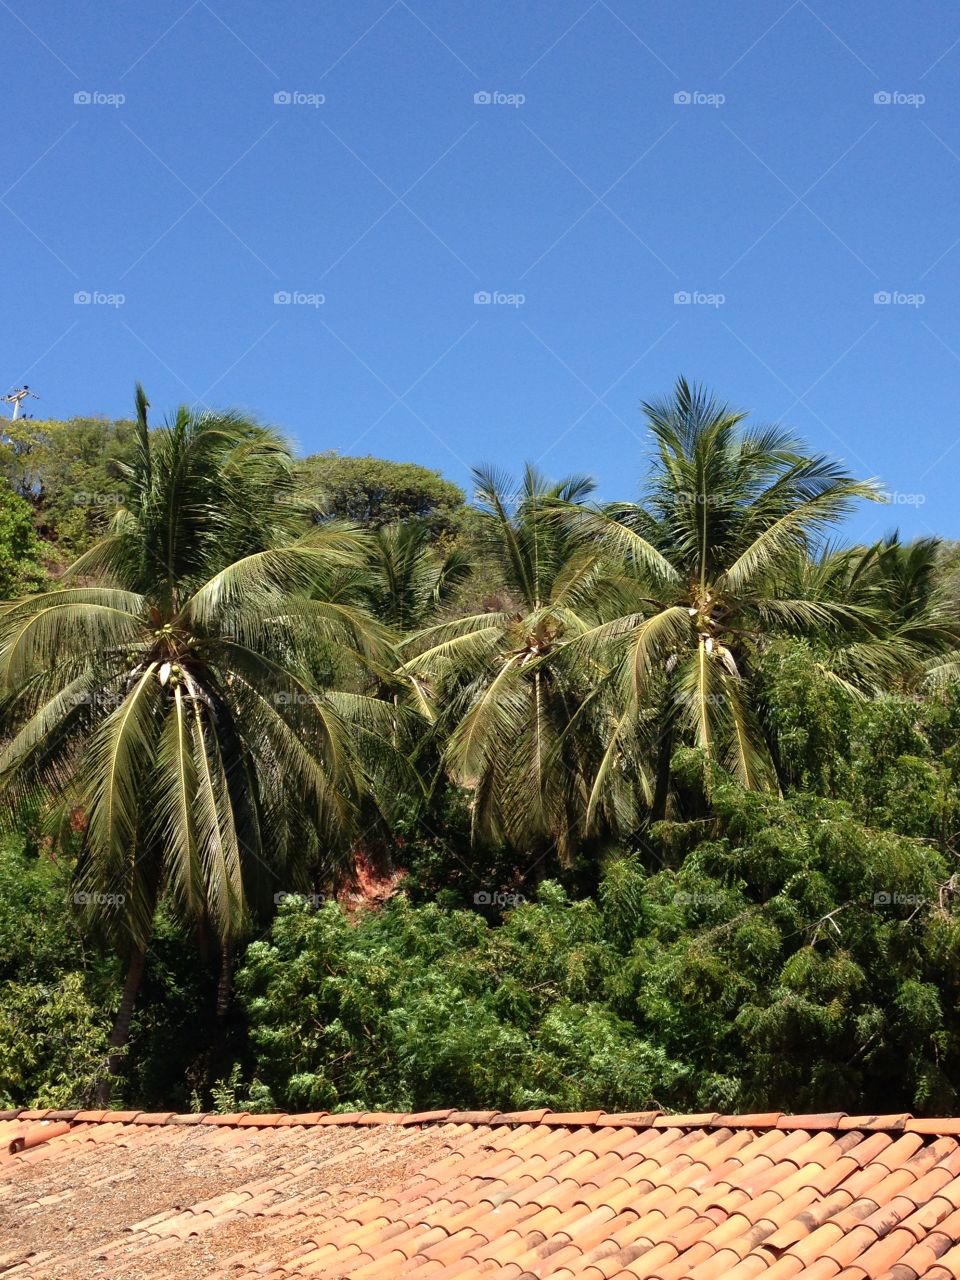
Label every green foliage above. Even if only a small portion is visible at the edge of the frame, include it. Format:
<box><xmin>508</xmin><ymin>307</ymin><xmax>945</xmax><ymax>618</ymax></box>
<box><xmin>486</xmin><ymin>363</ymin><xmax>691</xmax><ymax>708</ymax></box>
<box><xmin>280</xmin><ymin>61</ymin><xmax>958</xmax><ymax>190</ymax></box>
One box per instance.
<box><xmin>0</xmin><ymin>975</ymin><xmax>111</xmax><ymax>1108</ymax></box>
<box><xmin>400</xmin><ymin>464</ymin><xmax>627</xmax><ymax>865</ymax></box>
<box><xmin>237</xmin><ymin>786</ymin><xmax>960</xmax><ymax>1116</ymax></box>
<box><xmin>363</xmin><ymin>521</ymin><xmax>471</xmax><ymax>631</ymax></box>
<box><xmin>0</xmin><ymin>416</ymin><xmax>137</xmax><ymax>560</ymax></box>
<box><xmin>0</xmin><ymin>392</ymin><xmax>395</xmax><ymax>958</ymax></box>
<box><xmin>117</xmin><ymin>904</ymin><xmax>221</xmax><ymax>1110</ymax></box>
<box><xmin>756</xmin><ymin>639</ymin><xmax>854</xmax><ymax>795</ymax></box>
<box><xmin>632</xmin><ymin>787</ymin><xmax>960</xmax><ymax>1113</ymax></box>
<box><xmin>557</xmin><ymin>378</ymin><xmax>886</xmax><ymax>819</ymax></box>
<box><xmin>4</xmin><ymin>380</ymin><xmax>960</xmax><ymax>1123</ymax></box>
<box><xmin>300</xmin><ymin>452</ymin><xmax>465</xmax><ymax>532</ymax></box>
<box><xmin>847</xmin><ymin>688</ymin><xmax>960</xmax><ymax>844</ymax></box>
<box><xmin>237</xmin><ymin>889</ymin><xmax>684</xmax><ymax>1113</ymax></box>
<box><xmin>0</xmin><ymin>486</ymin><xmax>45</xmax><ymax>599</ymax></box>
<box><xmin>0</xmin><ymin>837</ymin><xmax>115</xmax><ymax>1107</ymax></box>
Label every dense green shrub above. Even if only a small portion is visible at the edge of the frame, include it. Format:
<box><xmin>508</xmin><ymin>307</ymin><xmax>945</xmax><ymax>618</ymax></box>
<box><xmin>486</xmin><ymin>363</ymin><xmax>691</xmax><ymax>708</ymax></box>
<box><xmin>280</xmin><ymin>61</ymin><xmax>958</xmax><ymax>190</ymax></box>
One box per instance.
<box><xmin>0</xmin><ymin>838</ymin><xmax>114</xmax><ymax>1106</ymax></box>
<box><xmin>236</xmin><ymin>786</ymin><xmax>960</xmax><ymax>1116</ymax></box>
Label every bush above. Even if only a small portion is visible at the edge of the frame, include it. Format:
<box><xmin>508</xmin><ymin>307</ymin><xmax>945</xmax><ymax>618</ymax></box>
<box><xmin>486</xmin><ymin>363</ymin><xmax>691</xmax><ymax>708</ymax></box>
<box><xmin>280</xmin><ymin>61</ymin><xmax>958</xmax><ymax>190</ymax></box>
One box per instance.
<box><xmin>236</xmin><ymin>787</ymin><xmax>960</xmax><ymax>1116</ymax></box>
<box><xmin>0</xmin><ymin>838</ymin><xmax>115</xmax><ymax>1107</ymax></box>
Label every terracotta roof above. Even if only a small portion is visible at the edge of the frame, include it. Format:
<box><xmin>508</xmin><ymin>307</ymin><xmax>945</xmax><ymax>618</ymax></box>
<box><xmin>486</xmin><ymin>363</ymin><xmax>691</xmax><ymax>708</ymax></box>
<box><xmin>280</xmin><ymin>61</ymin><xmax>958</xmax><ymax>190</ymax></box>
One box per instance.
<box><xmin>5</xmin><ymin>1109</ymin><xmax>960</xmax><ymax>1278</ymax></box>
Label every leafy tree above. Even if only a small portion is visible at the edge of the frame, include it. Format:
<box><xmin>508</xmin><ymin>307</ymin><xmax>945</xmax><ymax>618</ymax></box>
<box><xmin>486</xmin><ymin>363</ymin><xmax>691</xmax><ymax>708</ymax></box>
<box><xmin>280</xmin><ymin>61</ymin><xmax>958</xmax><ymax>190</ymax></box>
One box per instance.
<box><xmin>236</xmin><ymin>786</ymin><xmax>960</xmax><ymax>1117</ymax></box>
<box><xmin>0</xmin><ymin>416</ymin><xmax>137</xmax><ymax>560</ymax></box>
<box><xmin>6</xmin><ymin>373</ymin><xmax>960</xmax><ymax>1122</ymax></box>
<box><xmin>753</xmin><ymin>639</ymin><xmax>855</xmax><ymax>797</ymax></box>
<box><xmin>0</xmin><ymin>836</ymin><xmax>114</xmax><ymax>1108</ymax></box>
<box><xmin>300</xmin><ymin>452</ymin><xmax>465</xmax><ymax>532</ymax></box>
<box><xmin>0</xmin><ymin>486</ymin><xmax>45</xmax><ymax>598</ymax></box>
<box><xmin>236</xmin><ymin>886</ymin><xmax>683</xmax><ymax>1113</ymax></box>
<box><xmin>635</xmin><ymin>786</ymin><xmax>960</xmax><ymax>1112</ymax></box>
<box><xmin>0</xmin><ymin>387</ymin><xmax>392</xmax><ymax>1099</ymax></box>
<box><xmin>845</xmin><ymin>684</ymin><xmax>960</xmax><ymax>849</ymax></box>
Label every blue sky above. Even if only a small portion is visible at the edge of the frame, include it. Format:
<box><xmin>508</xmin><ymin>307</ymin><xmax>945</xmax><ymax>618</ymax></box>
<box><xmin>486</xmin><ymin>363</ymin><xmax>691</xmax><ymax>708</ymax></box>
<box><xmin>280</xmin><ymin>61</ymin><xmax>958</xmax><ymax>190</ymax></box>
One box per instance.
<box><xmin>2</xmin><ymin>1</ymin><xmax>959</xmax><ymax>540</ymax></box>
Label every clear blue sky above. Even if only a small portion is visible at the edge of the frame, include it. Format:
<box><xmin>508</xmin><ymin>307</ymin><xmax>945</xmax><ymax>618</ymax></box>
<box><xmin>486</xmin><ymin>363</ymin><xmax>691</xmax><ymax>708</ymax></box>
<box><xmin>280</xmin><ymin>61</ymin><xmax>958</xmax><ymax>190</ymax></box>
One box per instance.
<box><xmin>3</xmin><ymin>1</ymin><xmax>959</xmax><ymax>540</ymax></box>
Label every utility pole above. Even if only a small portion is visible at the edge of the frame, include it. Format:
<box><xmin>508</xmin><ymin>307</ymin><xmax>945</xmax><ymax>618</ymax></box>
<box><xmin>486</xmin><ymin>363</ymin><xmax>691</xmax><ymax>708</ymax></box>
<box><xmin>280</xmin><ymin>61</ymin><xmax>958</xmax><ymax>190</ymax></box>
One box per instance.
<box><xmin>1</xmin><ymin>386</ymin><xmax>39</xmax><ymax>420</ymax></box>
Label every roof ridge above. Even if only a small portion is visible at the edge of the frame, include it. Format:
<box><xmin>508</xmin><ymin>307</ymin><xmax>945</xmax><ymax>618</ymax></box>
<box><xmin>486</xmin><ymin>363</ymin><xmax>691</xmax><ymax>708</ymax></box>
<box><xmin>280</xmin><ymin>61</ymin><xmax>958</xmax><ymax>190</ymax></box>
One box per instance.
<box><xmin>3</xmin><ymin>1107</ymin><xmax>957</xmax><ymax>1135</ymax></box>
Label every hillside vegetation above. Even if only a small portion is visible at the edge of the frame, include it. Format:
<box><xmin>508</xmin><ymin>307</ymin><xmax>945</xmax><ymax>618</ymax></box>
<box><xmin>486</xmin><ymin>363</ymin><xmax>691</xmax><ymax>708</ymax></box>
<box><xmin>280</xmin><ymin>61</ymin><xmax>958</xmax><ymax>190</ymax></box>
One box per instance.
<box><xmin>2</xmin><ymin>378</ymin><xmax>960</xmax><ymax>1115</ymax></box>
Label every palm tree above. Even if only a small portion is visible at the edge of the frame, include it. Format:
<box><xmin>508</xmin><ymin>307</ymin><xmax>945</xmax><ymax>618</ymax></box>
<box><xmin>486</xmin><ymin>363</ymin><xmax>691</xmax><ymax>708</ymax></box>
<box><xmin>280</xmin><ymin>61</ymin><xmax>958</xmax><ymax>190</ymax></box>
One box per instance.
<box><xmin>364</xmin><ymin>521</ymin><xmax>471</xmax><ymax>631</ymax></box>
<box><xmin>400</xmin><ymin>464</ymin><xmax>637</xmax><ymax>867</ymax></box>
<box><xmin>565</xmin><ymin>378</ymin><xmax>881</xmax><ymax>819</ymax></box>
<box><xmin>0</xmin><ymin>387</ymin><xmax>389</xmax><ymax>1096</ymax></box>
<box><xmin>783</xmin><ymin>534</ymin><xmax>960</xmax><ymax>695</ymax></box>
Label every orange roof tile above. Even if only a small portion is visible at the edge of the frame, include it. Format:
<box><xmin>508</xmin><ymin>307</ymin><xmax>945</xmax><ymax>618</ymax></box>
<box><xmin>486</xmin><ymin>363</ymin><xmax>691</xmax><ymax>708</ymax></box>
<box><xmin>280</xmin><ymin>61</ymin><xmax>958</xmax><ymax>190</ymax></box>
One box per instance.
<box><xmin>6</xmin><ymin>1110</ymin><xmax>960</xmax><ymax>1277</ymax></box>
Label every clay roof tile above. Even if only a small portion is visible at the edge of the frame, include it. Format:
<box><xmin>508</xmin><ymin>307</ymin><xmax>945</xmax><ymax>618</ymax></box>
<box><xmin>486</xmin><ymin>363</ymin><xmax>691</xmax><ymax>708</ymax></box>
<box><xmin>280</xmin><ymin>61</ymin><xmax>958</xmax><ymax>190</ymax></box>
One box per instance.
<box><xmin>9</xmin><ymin>1107</ymin><xmax>960</xmax><ymax>1278</ymax></box>
<box><xmin>777</xmin><ymin>1113</ymin><xmax>848</xmax><ymax>1131</ymax></box>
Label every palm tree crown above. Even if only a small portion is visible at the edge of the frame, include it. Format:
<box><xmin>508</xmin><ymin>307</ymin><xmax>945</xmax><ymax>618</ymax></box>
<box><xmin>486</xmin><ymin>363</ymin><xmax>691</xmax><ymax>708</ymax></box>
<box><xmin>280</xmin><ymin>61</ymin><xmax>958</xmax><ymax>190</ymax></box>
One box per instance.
<box><xmin>401</xmin><ymin>464</ymin><xmax>637</xmax><ymax>863</ymax></box>
<box><xmin>566</xmin><ymin>378</ymin><xmax>881</xmax><ymax>811</ymax></box>
<box><xmin>0</xmin><ymin>388</ymin><xmax>384</xmax><ymax>954</ymax></box>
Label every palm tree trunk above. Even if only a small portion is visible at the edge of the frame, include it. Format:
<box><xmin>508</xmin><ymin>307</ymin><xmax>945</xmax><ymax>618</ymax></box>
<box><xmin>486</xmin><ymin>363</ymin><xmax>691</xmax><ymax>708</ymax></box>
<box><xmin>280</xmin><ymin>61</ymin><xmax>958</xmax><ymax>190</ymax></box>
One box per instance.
<box><xmin>95</xmin><ymin>944</ymin><xmax>147</xmax><ymax>1105</ymax></box>
<box><xmin>651</xmin><ymin>724</ymin><xmax>674</xmax><ymax>823</ymax></box>
<box><xmin>215</xmin><ymin>939</ymin><xmax>233</xmax><ymax>1022</ymax></box>
<box><xmin>202</xmin><ymin>938</ymin><xmax>236</xmax><ymax>1095</ymax></box>
<box><xmin>767</xmin><ymin>726</ymin><xmax>789</xmax><ymax>797</ymax></box>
